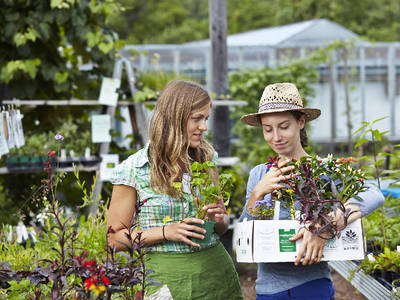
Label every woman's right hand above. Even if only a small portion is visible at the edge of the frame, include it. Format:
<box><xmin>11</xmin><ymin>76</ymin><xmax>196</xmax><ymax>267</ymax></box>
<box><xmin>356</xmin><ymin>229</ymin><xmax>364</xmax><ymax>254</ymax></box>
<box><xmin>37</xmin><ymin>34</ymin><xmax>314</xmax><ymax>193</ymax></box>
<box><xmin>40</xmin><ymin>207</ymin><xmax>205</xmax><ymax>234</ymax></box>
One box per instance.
<box><xmin>163</xmin><ymin>218</ymin><xmax>206</xmax><ymax>247</ymax></box>
<box><xmin>253</xmin><ymin>159</ymin><xmax>295</xmax><ymax>198</ymax></box>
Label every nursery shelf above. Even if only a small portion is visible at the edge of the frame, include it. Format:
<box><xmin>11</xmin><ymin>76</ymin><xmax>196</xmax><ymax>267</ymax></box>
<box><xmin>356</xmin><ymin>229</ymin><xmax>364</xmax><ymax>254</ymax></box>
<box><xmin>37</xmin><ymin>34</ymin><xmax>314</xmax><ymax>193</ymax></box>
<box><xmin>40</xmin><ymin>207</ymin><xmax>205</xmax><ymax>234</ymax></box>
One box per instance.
<box><xmin>143</xmin><ymin>100</ymin><xmax>248</xmax><ymax>106</ymax></box>
<box><xmin>329</xmin><ymin>261</ymin><xmax>398</xmax><ymax>300</ymax></box>
<box><xmin>0</xmin><ymin>164</ymin><xmax>100</xmax><ymax>174</ymax></box>
<box><xmin>2</xmin><ymin>99</ymin><xmax>135</xmax><ymax>107</ymax></box>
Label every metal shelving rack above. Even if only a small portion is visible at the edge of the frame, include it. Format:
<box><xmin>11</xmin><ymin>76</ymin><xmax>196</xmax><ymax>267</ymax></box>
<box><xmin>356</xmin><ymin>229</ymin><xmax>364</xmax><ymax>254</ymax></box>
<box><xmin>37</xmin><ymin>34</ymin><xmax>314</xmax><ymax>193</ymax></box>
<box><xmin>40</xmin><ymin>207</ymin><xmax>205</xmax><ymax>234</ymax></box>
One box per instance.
<box><xmin>329</xmin><ymin>261</ymin><xmax>399</xmax><ymax>300</ymax></box>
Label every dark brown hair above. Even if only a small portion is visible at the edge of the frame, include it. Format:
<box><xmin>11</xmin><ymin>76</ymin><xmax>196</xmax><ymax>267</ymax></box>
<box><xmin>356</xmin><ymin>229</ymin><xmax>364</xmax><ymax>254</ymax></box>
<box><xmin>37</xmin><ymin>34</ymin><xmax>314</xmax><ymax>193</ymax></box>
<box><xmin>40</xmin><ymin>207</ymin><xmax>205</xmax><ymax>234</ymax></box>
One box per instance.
<box><xmin>291</xmin><ymin>111</ymin><xmax>308</xmax><ymax>148</ymax></box>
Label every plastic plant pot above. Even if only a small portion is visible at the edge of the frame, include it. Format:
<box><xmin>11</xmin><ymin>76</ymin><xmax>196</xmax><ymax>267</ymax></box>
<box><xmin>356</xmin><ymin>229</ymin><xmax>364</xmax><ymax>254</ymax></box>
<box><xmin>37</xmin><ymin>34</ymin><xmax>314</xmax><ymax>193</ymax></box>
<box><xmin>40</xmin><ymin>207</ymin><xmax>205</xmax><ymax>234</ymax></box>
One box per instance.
<box><xmin>19</xmin><ymin>155</ymin><xmax>31</xmax><ymax>170</ymax></box>
<box><xmin>190</xmin><ymin>219</ymin><xmax>216</xmax><ymax>247</ymax></box>
<box><xmin>6</xmin><ymin>156</ymin><xmax>19</xmax><ymax>170</ymax></box>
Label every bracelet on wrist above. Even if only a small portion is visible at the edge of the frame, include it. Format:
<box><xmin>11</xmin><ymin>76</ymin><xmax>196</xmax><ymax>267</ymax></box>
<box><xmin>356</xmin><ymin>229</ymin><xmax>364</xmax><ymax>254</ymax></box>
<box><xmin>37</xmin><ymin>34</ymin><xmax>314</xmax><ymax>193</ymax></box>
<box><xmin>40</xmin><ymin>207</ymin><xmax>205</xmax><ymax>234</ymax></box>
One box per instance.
<box><xmin>162</xmin><ymin>225</ymin><xmax>168</xmax><ymax>241</ymax></box>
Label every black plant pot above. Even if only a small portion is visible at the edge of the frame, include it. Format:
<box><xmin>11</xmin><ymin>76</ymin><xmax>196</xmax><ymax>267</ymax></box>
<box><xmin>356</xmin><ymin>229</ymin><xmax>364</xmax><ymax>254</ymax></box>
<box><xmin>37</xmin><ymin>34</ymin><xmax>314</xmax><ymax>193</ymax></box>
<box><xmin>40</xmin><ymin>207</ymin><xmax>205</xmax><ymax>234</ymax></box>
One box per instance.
<box><xmin>383</xmin><ymin>271</ymin><xmax>400</xmax><ymax>285</ymax></box>
<box><xmin>18</xmin><ymin>155</ymin><xmax>31</xmax><ymax>170</ymax></box>
<box><xmin>81</xmin><ymin>156</ymin><xmax>101</xmax><ymax>167</ymax></box>
<box><xmin>372</xmin><ymin>270</ymin><xmax>393</xmax><ymax>290</ymax></box>
<box><xmin>58</xmin><ymin>157</ymin><xmax>74</xmax><ymax>168</ymax></box>
<box><xmin>30</xmin><ymin>156</ymin><xmax>43</xmax><ymax>171</ymax></box>
<box><xmin>6</xmin><ymin>156</ymin><xmax>19</xmax><ymax>170</ymax></box>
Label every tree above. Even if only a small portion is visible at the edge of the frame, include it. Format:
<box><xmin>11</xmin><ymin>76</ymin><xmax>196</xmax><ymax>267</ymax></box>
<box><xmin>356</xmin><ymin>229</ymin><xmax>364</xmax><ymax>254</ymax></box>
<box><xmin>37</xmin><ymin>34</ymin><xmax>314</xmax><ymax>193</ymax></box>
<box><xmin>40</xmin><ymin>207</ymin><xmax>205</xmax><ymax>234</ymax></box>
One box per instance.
<box><xmin>108</xmin><ymin>0</ymin><xmax>400</xmax><ymax>44</ymax></box>
<box><xmin>0</xmin><ymin>0</ymin><xmax>122</xmax><ymax>100</ymax></box>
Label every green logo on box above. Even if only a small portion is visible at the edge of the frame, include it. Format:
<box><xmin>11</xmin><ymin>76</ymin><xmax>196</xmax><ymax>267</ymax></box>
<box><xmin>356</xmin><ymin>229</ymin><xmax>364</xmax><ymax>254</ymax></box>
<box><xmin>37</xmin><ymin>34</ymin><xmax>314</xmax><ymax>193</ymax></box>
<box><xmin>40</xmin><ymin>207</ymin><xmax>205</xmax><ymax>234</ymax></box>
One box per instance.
<box><xmin>279</xmin><ymin>229</ymin><xmax>296</xmax><ymax>252</ymax></box>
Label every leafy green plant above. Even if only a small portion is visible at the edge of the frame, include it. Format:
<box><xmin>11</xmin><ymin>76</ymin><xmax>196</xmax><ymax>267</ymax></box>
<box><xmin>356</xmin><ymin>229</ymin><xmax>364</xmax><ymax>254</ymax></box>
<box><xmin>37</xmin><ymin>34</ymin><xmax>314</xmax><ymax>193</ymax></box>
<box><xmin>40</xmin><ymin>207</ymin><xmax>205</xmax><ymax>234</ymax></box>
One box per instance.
<box><xmin>353</xmin><ymin>117</ymin><xmax>394</xmax><ymax>247</ymax></box>
<box><xmin>0</xmin><ymin>0</ymin><xmax>122</xmax><ymax>100</ymax></box>
<box><xmin>8</xmin><ymin>117</ymin><xmax>98</xmax><ymax>158</ymax></box>
<box><xmin>349</xmin><ymin>118</ymin><xmax>400</xmax><ymax>287</ymax></box>
<box><xmin>0</xmin><ymin>136</ymin><xmax>155</xmax><ymax>299</ymax></box>
<box><xmin>174</xmin><ymin>161</ymin><xmax>233</xmax><ymax>220</ymax></box>
<box><xmin>359</xmin><ymin>248</ymin><xmax>400</xmax><ymax>274</ymax></box>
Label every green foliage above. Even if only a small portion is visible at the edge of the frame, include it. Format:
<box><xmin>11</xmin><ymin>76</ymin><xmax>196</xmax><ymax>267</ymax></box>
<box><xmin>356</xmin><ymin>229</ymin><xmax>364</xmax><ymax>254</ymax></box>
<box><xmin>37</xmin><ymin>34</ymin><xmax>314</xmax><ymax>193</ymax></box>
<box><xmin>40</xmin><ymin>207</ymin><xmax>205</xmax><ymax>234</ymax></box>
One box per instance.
<box><xmin>108</xmin><ymin>0</ymin><xmax>208</xmax><ymax>44</ymax></box>
<box><xmin>0</xmin><ymin>279</ymin><xmax>51</xmax><ymax>300</ymax></box>
<box><xmin>350</xmin><ymin>118</ymin><xmax>400</xmax><ymax>281</ymax></box>
<box><xmin>133</xmin><ymin>70</ymin><xmax>195</xmax><ymax>103</ymax></box>
<box><xmin>218</xmin><ymin>165</ymin><xmax>246</xmax><ymax>217</ymax></box>
<box><xmin>359</xmin><ymin>248</ymin><xmax>400</xmax><ymax>274</ymax></box>
<box><xmin>0</xmin><ymin>162</ymin><xmax>148</xmax><ymax>298</ymax></box>
<box><xmin>8</xmin><ymin>116</ymin><xmax>96</xmax><ymax>157</ymax></box>
<box><xmin>363</xmin><ymin>205</ymin><xmax>400</xmax><ymax>251</ymax></box>
<box><xmin>174</xmin><ymin>161</ymin><xmax>233</xmax><ymax>220</ymax></box>
<box><xmin>0</xmin><ymin>0</ymin><xmax>122</xmax><ymax>100</ymax></box>
<box><xmin>109</xmin><ymin>0</ymin><xmax>400</xmax><ymax>44</ymax></box>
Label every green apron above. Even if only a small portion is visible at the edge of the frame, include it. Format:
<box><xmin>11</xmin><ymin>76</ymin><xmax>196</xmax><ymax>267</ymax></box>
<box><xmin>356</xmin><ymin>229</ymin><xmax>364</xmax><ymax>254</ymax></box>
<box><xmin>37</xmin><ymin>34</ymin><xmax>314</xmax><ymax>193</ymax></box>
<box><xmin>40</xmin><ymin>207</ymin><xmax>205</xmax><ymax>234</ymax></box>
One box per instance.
<box><xmin>145</xmin><ymin>242</ymin><xmax>243</xmax><ymax>300</ymax></box>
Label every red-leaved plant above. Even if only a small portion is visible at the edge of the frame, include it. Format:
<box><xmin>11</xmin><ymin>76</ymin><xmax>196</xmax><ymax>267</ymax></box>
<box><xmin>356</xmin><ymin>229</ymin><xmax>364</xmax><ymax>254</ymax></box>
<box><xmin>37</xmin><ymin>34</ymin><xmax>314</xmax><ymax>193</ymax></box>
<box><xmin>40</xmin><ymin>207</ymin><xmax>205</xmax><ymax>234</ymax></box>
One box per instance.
<box><xmin>251</xmin><ymin>154</ymin><xmax>367</xmax><ymax>239</ymax></box>
<box><xmin>0</xmin><ymin>134</ymin><xmax>157</xmax><ymax>299</ymax></box>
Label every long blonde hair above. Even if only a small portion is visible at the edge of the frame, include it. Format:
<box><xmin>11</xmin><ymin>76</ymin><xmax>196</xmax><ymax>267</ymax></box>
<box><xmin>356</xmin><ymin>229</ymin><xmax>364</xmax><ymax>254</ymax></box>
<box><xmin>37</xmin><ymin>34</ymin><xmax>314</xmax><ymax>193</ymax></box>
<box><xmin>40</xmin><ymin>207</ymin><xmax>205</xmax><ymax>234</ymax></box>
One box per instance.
<box><xmin>148</xmin><ymin>80</ymin><xmax>215</xmax><ymax>196</ymax></box>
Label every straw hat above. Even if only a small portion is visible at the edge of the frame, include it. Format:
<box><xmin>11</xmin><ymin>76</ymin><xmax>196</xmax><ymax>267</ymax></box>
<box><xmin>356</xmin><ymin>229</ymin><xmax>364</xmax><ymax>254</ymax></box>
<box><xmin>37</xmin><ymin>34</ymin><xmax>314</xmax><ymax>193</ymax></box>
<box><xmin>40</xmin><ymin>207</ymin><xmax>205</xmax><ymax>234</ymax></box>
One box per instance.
<box><xmin>240</xmin><ymin>82</ymin><xmax>321</xmax><ymax>127</ymax></box>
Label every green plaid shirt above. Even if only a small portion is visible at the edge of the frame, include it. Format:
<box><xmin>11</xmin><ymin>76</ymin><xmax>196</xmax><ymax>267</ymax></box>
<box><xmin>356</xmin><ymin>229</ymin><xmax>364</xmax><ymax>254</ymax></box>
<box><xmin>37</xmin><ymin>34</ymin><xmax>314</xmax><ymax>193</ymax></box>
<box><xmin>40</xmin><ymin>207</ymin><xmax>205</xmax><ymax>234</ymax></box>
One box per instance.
<box><xmin>111</xmin><ymin>144</ymin><xmax>219</xmax><ymax>253</ymax></box>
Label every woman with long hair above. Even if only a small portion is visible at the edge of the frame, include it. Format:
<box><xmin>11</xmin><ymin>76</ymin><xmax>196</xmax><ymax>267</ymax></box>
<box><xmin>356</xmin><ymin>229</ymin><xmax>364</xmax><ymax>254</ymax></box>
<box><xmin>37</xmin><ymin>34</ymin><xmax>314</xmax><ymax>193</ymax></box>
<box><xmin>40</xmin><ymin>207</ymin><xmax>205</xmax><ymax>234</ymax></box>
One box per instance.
<box><xmin>239</xmin><ymin>82</ymin><xmax>384</xmax><ymax>300</ymax></box>
<box><xmin>107</xmin><ymin>80</ymin><xmax>243</xmax><ymax>299</ymax></box>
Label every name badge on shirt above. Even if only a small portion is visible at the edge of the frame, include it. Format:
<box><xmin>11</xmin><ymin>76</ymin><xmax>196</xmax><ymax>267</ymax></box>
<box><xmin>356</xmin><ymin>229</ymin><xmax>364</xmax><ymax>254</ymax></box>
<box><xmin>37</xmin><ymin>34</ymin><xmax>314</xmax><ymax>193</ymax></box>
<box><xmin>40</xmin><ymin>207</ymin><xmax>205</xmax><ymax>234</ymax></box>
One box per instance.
<box><xmin>182</xmin><ymin>173</ymin><xmax>191</xmax><ymax>194</ymax></box>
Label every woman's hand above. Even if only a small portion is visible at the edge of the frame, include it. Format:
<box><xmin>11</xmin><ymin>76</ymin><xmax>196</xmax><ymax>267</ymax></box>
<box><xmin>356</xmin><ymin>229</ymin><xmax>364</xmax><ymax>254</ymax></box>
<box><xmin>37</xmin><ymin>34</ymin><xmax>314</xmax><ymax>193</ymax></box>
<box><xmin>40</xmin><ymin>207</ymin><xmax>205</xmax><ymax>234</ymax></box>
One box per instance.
<box><xmin>248</xmin><ymin>159</ymin><xmax>295</xmax><ymax>210</ymax></box>
<box><xmin>289</xmin><ymin>227</ymin><xmax>327</xmax><ymax>266</ymax></box>
<box><xmin>202</xmin><ymin>197</ymin><xmax>227</xmax><ymax>224</ymax></box>
<box><xmin>163</xmin><ymin>217</ymin><xmax>206</xmax><ymax>247</ymax></box>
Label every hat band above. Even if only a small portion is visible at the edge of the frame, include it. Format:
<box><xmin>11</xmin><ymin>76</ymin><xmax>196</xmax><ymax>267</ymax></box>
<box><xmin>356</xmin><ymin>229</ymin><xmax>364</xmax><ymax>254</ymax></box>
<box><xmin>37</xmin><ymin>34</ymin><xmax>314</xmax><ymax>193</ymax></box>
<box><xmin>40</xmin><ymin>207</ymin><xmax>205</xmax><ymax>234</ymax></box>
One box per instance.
<box><xmin>258</xmin><ymin>102</ymin><xmax>303</xmax><ymax>113</ymax></box>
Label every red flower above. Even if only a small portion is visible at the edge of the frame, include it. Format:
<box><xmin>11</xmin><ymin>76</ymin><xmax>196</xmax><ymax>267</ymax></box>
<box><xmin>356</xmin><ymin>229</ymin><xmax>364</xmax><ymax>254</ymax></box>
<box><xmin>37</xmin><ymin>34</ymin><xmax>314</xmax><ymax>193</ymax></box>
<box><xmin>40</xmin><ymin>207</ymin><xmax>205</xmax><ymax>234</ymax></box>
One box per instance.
<box><xmin>83</xmin><ymin>260</ymin><xmax>96</xmax><ymax>268</ymax></box>
<box><xmin>101</xmin><ymin>276</ymin><xmax>111</xmax><ymax>285</ymax></box>
<box><xmin>84</xmin><ymin>277</ymin><xmax>97</xmax><ymax>290</ymax></box>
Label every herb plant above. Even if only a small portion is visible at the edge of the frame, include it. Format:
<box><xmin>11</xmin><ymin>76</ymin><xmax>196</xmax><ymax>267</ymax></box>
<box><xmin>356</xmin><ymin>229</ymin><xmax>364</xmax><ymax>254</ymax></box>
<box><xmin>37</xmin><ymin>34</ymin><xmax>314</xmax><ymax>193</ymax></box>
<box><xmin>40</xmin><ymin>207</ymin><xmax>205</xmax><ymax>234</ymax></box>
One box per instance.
<box><xmin>174</xmin><ymin>161</ymin><xmax>233</xmax><ymax>220</ymax></box>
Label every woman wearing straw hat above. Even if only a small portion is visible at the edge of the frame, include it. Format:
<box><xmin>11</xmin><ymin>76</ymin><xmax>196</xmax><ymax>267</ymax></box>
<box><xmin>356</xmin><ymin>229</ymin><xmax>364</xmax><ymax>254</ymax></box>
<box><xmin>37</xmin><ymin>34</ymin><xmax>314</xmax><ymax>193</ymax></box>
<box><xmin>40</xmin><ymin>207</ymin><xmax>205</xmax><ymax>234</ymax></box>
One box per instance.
<box><xmin>238</xmin><ymin>82</ymin><xmax>384</xmax><ymax>300</ymax></box>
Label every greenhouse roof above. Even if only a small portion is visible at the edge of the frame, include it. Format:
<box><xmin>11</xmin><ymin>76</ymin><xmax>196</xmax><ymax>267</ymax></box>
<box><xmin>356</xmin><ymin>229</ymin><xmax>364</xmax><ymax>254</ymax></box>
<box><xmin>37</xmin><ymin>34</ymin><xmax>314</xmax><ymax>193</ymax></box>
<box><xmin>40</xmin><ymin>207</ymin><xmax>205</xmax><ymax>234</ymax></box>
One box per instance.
<box><xmin>185</xmin><ymin>18</ymin><xmax>358</xmax><ymax>47</ymax></box>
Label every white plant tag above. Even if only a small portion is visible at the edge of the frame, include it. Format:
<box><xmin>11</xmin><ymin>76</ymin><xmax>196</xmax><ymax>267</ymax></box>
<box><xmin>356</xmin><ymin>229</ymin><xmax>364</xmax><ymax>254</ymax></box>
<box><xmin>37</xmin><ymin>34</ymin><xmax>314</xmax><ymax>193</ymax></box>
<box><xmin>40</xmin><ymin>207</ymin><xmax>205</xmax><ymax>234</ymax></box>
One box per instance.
<box><xmin>0</xmin><ymin>115</ymin><xmax>9</xmax><ymax>156</ymax></box>
<box><xmin>273</xmin><ymin>200</ymin><xmax>281</xmax><ymax>220</ymax></box>
<box><xmin>182</xmin><ymin>173</ymin><xmax>191</xmax><ymax>194</ymax></box>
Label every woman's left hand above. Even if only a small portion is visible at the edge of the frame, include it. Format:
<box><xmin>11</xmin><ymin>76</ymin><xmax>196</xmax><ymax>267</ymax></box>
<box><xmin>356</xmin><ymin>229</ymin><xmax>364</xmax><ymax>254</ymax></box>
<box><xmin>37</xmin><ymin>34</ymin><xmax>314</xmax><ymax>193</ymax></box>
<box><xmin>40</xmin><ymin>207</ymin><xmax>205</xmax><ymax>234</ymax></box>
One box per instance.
<box><xmin>289</xmin><ymin>227</ymin><xmax>327</xmax><ymax>266</ymax></box>
<box><xmin>202</xmin><ymin>197</ymin><xmax>227</xmax><ymax>224</ymax></box>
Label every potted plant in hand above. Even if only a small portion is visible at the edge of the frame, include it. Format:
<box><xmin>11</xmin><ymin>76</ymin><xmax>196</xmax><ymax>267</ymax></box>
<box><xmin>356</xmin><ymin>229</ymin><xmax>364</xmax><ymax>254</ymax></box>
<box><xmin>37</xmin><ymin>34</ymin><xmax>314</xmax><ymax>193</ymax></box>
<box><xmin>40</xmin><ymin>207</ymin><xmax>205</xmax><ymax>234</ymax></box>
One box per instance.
<box><xmin>250</xmin><ymin>155</ymin><xmax>367</xmax><ymax>239</ymax></box>
<box><xmin>174</xmin><ymin>161</ymin><xmax>233</xmax><ymax>246</ymax></box>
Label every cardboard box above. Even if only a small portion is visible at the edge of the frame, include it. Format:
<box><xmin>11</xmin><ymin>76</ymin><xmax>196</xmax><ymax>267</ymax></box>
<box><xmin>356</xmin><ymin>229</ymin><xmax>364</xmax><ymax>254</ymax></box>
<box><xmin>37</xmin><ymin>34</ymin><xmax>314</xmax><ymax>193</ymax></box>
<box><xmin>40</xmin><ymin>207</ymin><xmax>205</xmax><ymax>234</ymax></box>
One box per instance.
<box><xmin>234</xmin><ymin>218</ymin><xmax>365</xmax><ymax>263</ymax></box>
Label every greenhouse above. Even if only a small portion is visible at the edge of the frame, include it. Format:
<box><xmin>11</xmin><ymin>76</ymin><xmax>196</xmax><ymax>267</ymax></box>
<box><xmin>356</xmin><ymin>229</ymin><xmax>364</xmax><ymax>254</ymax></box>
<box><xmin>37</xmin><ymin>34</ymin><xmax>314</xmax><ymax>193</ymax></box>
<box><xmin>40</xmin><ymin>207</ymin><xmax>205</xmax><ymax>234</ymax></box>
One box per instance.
<box><xmin>123</xmin><ymin>19</ymin><xmax>400</xmax><ymax>143</ymax></box>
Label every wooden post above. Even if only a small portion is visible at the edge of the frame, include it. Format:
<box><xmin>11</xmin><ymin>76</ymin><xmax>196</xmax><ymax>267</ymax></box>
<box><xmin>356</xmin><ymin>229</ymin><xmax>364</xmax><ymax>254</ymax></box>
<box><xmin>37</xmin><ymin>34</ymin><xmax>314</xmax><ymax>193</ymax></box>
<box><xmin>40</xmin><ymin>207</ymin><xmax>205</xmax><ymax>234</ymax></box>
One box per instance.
<box><xmin>209</xmin><ymin>0</ymin><xmax>230</xmax><ymax>156</ymax></box>
<box><xmin>342</xmin><ymin>47</ymin><xmax>353</xmax><ymax>154</ymax></box>
<box><xmin>329</xmin><ymin>52</ymin><xmax>336</xmax><ymax>154</ymax></box>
